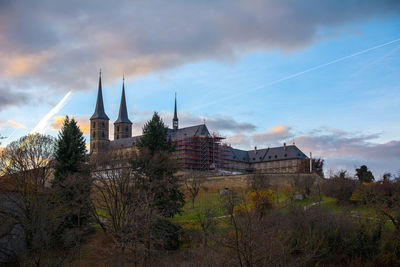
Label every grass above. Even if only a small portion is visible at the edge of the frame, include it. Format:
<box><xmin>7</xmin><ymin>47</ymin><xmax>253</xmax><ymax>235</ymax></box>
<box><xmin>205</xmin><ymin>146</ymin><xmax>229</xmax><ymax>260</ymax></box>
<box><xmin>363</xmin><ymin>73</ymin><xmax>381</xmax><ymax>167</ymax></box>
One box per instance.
<box><xmin>172</xmin><ymin>190</ymin><xmax>226</xmax><ymax>222</ymax></box>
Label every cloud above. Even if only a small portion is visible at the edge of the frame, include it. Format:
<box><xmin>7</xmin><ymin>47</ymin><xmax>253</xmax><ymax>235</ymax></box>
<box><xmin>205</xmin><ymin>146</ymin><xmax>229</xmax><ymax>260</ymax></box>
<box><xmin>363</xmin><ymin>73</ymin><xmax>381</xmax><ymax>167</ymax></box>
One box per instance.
<box><xmin>51</xmin><ymin>115</ymin><xmax>91</xmax><ymax>134</ymax></box>
<box><xmin>0</xmin><ymin>86</ymin><xmax>30</xmax><ymax>111</ymax></box>
<box><xmin>0</xmin><ymin>0</ymin><xmax>398</xmax><ymax>102</ymax></box>
<box><xmin>7</xmin><ymin>120</ymin><xmax>26</xmax><ymax>129</ymax></box>
<box><xmin>222</xmin><ymin>124</ymin><xmax>400</xmax><ymax>175</ymax></box>
<box><xmin>160</xmin><ymin>110</ymin><xmax>256</xmax><ymax>134</ymax></box>
<box><xmin>252</xmin><ymin>125</ymin><xmax>292</xmax><ymax>145</ymax></box>
<box><xmin>0</xmin><ymin>120</ymin><xmax>26</xmax><ymax>130</ymax></box>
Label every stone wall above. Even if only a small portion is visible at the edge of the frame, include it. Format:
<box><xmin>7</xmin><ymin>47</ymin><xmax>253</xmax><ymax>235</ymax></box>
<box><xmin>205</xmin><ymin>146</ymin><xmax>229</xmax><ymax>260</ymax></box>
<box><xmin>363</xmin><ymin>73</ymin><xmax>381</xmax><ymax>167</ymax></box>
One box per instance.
<box><xmin>197</xmin><ymin>173</ymin><xmax>323</xmax><ymax>190</ymax></box>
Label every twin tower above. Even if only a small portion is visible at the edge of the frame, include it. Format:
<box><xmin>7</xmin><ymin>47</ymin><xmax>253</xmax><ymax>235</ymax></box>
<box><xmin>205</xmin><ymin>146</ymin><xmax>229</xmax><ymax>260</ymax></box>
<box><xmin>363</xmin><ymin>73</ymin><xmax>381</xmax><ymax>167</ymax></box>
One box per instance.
<box><xmin>89</xmin><ymin>72</ymin><xmax>179</xmax><ymax>153</ymax></box>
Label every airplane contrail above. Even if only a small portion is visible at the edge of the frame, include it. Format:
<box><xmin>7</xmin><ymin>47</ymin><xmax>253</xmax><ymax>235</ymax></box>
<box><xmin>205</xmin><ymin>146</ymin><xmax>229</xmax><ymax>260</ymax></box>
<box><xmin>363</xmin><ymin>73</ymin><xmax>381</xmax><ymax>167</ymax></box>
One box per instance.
<box><xmin>192</xmin><ymin>37</ymin><xmax>400</xmax><ymax>110</ymax></box>
<box><xmin>30</xmin><ymin>91</ymin><xmax>72</xmax><ymax>134</ymax></box>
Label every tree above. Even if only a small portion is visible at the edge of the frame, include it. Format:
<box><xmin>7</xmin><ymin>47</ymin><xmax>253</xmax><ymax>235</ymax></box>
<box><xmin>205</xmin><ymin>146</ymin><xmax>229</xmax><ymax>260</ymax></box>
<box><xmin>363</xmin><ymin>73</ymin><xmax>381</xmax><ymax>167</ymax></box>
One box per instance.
<box><xmin>53</xmin><ymin>116</ymin><xmax>87</xmax><ymax>182</ymax></box>
<box><xmin>321</xmin><ymin>170</ymin><xmax>357</xmax><ymax>202</ymax></box>
<box><xmin>382</xmin><ymin>172</ymin><xmax>392</xmax><ymax>181</ymax></box>
<box><xmin>134</xmin><ymin>112</ymin><xmax>184</xmax><ymax>217</ymax></box>
<box><xmin>136</xmin><ymin>112</ymin><xmax>174</xmax><ymax>154</ymax></box>
<box><xmin>184</xmin><ymin>171</ymin><xmax>206</xmax><ymax>208</ymax></box>
<box><xmin>356</xmin><ymin>165</ymin><xmax>374</xmax><ymax>183</ymax></box>
<box><xmin>0</xmin><ymin>134</ymin><xmax>68</xmax><ymax>266</ymax></box>
<box><xmin>52</xmin><ymin>116</ymin><xmax>92</xmax><ymax>259</ymax></box>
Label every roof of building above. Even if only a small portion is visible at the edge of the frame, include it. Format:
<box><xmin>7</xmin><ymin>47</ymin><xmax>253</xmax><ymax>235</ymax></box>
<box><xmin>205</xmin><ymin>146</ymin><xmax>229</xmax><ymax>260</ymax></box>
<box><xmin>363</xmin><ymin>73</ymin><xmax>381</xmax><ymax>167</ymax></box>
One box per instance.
<box><xmin>90</xmin><ymin>73</ymin><xmax>109</xmax><ymax>120</ymax></box>
<box><xmin>114</xmin><ymin>79</ymin><xmax>132</xmax><ymax>124</ymax></box>
<box><xmin>108</xmin><ymin>124</ymin><xmax>213</xmax><ymax>149</ymax></box>
<box><xmin>167</xmin><ymin>124</ymin><xmax>211</xmax><ymax>139</ymax></box>
<box><xmin>225</xmin><ymin>145</ymin><xmax>308</xmax><ymax>163</ymax></box>
<box><xmin>108</xmin><ymin>136</ymin><xmax>141</xmax><ymax>149</ymax></box>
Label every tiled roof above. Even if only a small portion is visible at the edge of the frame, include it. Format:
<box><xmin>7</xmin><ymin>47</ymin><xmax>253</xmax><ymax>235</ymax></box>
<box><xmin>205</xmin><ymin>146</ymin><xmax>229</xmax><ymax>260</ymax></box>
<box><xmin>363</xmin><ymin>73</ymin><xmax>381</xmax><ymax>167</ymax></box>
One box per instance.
<box><xmin>226</xmin><ymin>145</ymin><xmax>308</xmax><ymax>163</ymax></box>
<box><xmin>167</xmin><ymin>124</ymin><xmax>211</xmax><ymax>139</ymax></box>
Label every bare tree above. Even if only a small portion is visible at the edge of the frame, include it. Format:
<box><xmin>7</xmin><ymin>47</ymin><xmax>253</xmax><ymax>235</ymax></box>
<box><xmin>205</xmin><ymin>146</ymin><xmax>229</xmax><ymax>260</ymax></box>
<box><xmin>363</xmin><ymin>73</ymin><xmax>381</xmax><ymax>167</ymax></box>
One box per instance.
<box><xmin>184</xmin><ymin>171</ymin><xmax>206</xmax><ymax>208</ymax></box>
<box><xmin>0</xmin><ymin>134</ymin><xmax>67</xmax><ymax>266</ymax></box>
<box><xmin>91</xmin><ymin>152</ymin><xmax>171</xmax><ymax>266</ymax></box>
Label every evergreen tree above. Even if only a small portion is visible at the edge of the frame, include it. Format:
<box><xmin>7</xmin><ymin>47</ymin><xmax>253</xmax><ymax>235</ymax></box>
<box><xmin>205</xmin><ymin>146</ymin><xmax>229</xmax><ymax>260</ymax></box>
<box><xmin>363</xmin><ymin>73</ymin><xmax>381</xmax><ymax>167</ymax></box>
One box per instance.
<box><xmin>53</xmin><ymin>116</ymin><xmax>87</xmax><ymax>182</ymax></box>
<box><xmin>136</xmin><ymin>112</ymin><xmax>174</xmax><ymax>154</ymax></box>
<box><xmin>132</xmin><ymin>112</ymin><xmax>184</xmax><ymax>249</ymax></box>
<box><xmin>53</xmin><ymin>116</ymin><xmax>92</xmax><ymax>248</ymax></box>
<box><xmin>356</xmin><ymin>165</ymin><xmax>374</xmax><ymax>183</ymax></box>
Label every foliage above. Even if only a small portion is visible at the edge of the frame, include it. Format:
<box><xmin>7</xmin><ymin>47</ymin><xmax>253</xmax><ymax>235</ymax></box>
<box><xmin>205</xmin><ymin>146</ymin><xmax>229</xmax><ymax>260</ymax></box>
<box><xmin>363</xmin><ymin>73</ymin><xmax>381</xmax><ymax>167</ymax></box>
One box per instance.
<box><xmin>52</xmin><ymin>116</ymin><xmax>92</xmax><ymax>256</ymax></box>
<box><xmin>53</xmin><ymin>116</ymin><xmax>87</xmax><ymax>182</ymax></box>
<box><xmin>356</xmin><ymin>165</ymin><xmax>375</xmax><ymax>183</ymax></box>
<box><xmin>136</xmin><ymin>112</ymin><xmax>174</xmax><ymax>154</ymax></box>
<box><xmin>322</xmin><ymin>170</ymin><xmax>357</xmax><ymax>202</ymax></box>
<box><xmin>248</xmin><ymin>189</ymin><xmax>274</xmax><ymax>216</ymax></box>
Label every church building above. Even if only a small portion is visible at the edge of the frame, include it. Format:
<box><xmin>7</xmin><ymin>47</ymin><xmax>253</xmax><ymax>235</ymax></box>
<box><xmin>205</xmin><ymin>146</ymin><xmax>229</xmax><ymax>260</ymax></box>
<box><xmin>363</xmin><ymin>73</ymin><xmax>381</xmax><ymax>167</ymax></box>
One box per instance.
<box><xmin>89</xmin><ymin>73</ymin><xmax>310</xmax><ymax>173</ymax></box>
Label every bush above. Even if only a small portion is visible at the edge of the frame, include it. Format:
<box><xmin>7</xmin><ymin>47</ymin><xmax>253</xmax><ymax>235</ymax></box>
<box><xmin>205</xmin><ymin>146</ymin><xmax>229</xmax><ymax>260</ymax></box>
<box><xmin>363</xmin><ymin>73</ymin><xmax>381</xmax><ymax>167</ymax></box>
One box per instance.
<box><xmin>322</xmin><ymin>170</ymin><xmax>357</xmax><ymax>202</ymax></box>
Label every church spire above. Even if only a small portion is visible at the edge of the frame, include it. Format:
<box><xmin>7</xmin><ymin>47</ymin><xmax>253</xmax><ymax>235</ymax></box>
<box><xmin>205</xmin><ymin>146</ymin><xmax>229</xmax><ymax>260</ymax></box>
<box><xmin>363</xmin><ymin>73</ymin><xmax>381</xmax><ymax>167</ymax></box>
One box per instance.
<box><xmin>114</xmin><ymin>76</ymin><xmax>132</xmax><ymax>124</ymax></box>
<box><xmin>173</xmin><ymin>92</ymin><xmax>178</xmax><ymax>131</ymax></box>
<box><xmin>91</xmin><ymin>70</ymin><xmax>109</xmax><ymax>120</ymax></box>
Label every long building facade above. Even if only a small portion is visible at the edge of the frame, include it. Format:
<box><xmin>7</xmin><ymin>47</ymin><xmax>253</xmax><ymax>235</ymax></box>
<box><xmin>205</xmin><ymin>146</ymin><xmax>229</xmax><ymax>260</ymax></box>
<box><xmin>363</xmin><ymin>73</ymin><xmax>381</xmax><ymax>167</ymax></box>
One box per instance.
<box><xmin>89</xmin><ymin>73</ymin><xmax>309</xmax><ymax>173</ymax></box>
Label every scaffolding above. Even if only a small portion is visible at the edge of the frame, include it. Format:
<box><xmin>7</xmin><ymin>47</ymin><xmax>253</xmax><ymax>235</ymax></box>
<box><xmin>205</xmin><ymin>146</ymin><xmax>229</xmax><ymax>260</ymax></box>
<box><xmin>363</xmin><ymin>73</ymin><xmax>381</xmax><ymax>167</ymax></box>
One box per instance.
<box><xmin>172</xmin><ymin>133</ymin><xmax>228</xmax><ymax>171</ymax></box>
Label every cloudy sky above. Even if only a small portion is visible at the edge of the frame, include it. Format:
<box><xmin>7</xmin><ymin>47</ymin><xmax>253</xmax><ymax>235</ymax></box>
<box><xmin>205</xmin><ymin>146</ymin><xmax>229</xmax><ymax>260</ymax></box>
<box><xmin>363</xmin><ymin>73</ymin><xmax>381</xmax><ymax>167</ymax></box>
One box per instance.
<box><xmin>0</xmin><ymin>0</ymin><xmax>399</xmax><ymax>177</ymax></box>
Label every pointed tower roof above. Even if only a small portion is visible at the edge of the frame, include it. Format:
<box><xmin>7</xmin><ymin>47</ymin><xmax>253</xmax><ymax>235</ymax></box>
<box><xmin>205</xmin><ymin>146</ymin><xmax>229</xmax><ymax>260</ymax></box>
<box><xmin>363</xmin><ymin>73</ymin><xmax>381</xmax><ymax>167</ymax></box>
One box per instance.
<box><xmin>173</xmin><ymin>92</ymin><xmax>178</xmax><ymax>130</ymax></box>
<box><xmin>91</xmin><ymin>70</ymin><xmax>109</xmax><ymax>120</ymax></box>
<box><xmin>114</xmin><ymin>76</ymin><xmax>132</xmax><ymax>124</ymax></box>
<box><xmin>173</xmin><ymin>92</ymin><xmax>178</xmax><ymax>121</ymax></box>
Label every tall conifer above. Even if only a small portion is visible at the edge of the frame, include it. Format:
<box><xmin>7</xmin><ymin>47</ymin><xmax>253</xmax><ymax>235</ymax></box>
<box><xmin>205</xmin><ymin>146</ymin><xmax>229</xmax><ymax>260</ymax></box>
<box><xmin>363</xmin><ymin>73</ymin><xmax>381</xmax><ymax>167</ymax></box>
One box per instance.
<box><xmin>54</xmin><ymin>116</ymin><xmax>87</xmax><ymax>182</ymax></box>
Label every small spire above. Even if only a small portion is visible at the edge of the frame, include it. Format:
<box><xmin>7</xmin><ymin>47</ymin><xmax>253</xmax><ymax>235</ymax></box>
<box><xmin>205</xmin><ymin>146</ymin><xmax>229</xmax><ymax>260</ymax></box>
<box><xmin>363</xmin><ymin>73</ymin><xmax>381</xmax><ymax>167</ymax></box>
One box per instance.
<box><xmin>114</xmin><ymin>76</ymin><xmax>132</xmax><ymax>124</ymax></box>
<box><xmin>90</xmin><ymin>70</ymin><xmax>109</xmax><ymax>120</ymax></box>
<box><xmin>173</xmin><ymin>92</ymin><xmax>178</xmax><ymax>130</ymax></box>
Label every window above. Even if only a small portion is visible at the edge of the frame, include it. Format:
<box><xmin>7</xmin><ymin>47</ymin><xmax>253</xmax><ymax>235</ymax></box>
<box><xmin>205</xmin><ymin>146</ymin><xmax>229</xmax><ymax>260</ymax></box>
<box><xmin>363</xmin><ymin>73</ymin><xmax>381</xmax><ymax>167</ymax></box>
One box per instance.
<box><xmin>284</xmin><ymin>154</ymin><xmax>287</xmax><ymax>157</ymax></box>
<box><xmin>117</xmin><ymin>126</ymin><xmax>120</xmax><ymax>131</ymax></box>
<box><xmin>269</xmin><ymin>156</ymin><xmax>271</xmax><ymax>159</ymax></box>
<box><xmin>102</xmin><ymin>122</ymin><xmax>105</xmax><ymax>128</ymax></box>
<box><xmin>92</xmin><ymin>122</ymin><xmax>96</xmax><ymax>128</ymax></box>
<box><xmin>275</xmin><ymin>155</ymin><xmax>277</xmax><ymax>158</ymax></box>
<box><xmin>117</xmin><ymin>135</ymin><xmax>119</xmax><ymax>139</ymax></box>
<box><xmin>93</xmin><ymin>132</ymin><xmax>96</xmax><ymax>138</ymax></box>
<box><xmin>102</xmin><ymin>131</ymin><xmax>105</xmax><ymax>138</ymax></box>
<box><xmin>125</xmin><ymin>126</ymin><xmax>128</xmax><ymax>132</ymax></box>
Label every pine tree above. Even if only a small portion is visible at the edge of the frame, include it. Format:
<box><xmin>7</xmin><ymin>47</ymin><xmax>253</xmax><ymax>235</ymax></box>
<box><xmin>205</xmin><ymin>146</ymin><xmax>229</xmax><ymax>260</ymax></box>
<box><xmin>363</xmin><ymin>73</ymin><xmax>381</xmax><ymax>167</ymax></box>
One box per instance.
<box><xmin>133</xmin><ymin>112</ymin><xmax>184</xmax><ymax>249</ymax></box>
<box><xmin>53</xmin><ymin>116</ymin><xmax>87</xmax><ymax>182</ymax></box>
<box><xmin>136</xmin><ymin>112</ymin><xmax>174</xmax><ymax>154</ymax></box>
<box><xmin>52</xmin><ymin>116</ymin><xmax>92</xmax><ymax>248</ymax></box>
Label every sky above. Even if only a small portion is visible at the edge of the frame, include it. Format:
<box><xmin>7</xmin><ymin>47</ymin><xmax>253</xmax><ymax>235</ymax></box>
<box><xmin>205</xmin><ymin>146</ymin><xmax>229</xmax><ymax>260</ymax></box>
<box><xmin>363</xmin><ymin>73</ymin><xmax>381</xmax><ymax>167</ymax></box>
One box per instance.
<box><xmin>0</xmin><ymin>0</ymin><xmax>399</xmax><ymax>177</ymax></box>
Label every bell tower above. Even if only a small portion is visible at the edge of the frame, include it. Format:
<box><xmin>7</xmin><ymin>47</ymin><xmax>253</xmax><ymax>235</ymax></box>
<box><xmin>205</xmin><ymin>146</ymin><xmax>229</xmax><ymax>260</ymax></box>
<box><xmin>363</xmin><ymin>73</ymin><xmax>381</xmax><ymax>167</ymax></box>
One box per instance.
<box><xmin>90</xmin><ymin>70</ymin><xmax>110</xmax><ymax>153</ymax></box>
<box><xmin>114</xmin><ymin>76</ymin><xmax>132</xmax><ymax>140</ymax></box>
